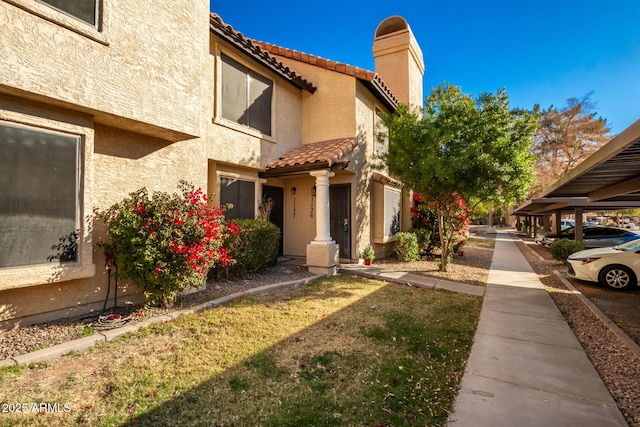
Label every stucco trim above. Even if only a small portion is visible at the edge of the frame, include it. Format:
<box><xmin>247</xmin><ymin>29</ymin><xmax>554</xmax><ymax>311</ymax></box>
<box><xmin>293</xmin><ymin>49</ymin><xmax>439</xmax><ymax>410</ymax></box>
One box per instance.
<box><xmin>5</xmin><ymin>0</ymin><xmax>110</xmax><ymax>45</ymax></box>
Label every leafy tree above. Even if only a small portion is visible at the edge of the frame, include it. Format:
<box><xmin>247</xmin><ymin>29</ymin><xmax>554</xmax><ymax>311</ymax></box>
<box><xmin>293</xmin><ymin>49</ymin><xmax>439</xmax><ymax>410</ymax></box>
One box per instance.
<box><xmin>381</xmin><ymin>83</ymin><xmax>537</xmax><ymax>270</ymax></box>
<box><xmin>531</xmin><ymin>93</ymin><xmax>610</xmax><ymax>195</ymax></box>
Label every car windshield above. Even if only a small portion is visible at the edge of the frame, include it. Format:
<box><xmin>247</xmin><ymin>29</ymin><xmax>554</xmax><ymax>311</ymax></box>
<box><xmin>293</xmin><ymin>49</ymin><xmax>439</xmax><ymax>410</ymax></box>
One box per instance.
<box><xmin>613</xmin><ymin>237</ymin><xmax>640</xmax><ymax>251</ymax></box>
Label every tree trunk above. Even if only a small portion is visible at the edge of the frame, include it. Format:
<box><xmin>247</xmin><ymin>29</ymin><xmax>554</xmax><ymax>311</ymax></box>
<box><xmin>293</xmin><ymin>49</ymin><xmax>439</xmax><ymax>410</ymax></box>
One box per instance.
<box><xmin>161</xmin><ymin>295</ymin><xmax>175</xmax><ymax>309</ymax></box>
<box><xmin>438</xmin><ymin>206</ymin><xmax>449</xmax><ymax>271</ymax></box>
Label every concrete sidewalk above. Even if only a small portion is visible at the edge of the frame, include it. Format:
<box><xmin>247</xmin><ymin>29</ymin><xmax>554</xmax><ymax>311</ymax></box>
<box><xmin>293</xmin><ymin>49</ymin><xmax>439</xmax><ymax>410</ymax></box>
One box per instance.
<box><xmin>448</xmin><ymin>232</ymin><xmax>628</xmax><ymax>426</ymax></box>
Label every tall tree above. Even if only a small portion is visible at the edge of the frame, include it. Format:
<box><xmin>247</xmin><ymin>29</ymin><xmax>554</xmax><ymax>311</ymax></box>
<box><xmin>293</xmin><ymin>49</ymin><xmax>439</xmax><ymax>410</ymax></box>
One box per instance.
<box><xmin>531</xmin><ymin>93</ymin><xmax>610</xmax><ymax>195</ymax></box>
<box><xmin>382</xmin><ymin>83</ymin><xmax>538</xmax><ymax>270</ymax></box>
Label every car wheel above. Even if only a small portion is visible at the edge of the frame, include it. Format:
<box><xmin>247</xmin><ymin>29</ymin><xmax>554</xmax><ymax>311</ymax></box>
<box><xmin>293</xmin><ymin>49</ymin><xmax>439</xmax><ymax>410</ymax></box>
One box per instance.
<box><xmin>598</xmin><ymin>265</ymin><xmax>637</xmax><ymax>290</ymax></box>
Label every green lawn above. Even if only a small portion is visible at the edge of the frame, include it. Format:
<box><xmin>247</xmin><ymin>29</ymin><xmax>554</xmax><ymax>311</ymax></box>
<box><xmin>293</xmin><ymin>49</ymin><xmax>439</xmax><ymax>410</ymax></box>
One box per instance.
<box><xmin>0</xmin><ymin>275</ymin><xmax>481</xmax><ymax>426</ymax></box>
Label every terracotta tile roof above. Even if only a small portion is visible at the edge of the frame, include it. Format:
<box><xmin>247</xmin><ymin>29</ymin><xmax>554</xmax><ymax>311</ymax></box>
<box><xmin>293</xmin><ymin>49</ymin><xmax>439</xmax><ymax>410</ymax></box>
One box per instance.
<box><xmin>253</xmin><ymin>41</ymin><xmax>399</xmax><ymax>111</ymax></box>
<box><xmin>265</xmin><ymin>138</ymin><xmax>358</xmax><ymax>173</ymax></box>
<box><xmin>372</xmin><ymin>172</ymin><xmax>404</xmax><ymax>188</ymax></box>
<box><xmin>210</xmin><ymin>14</ymin><xmax>316</xmax><ymax>94</ymax></box>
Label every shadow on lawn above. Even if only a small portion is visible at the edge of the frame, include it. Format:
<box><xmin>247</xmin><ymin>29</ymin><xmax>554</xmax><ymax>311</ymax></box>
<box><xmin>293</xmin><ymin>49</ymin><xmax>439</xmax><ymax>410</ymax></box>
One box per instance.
<box><xmin>115</xmin><ymin>277</ymin><xmax>479</xmax><ymax>426</ymax></box>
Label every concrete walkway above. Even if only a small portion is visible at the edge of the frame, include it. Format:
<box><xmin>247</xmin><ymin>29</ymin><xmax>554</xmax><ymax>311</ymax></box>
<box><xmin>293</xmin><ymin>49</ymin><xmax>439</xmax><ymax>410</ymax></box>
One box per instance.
<box><xmin>448</xmin><ymin>232</ymin><xmax>628</xmax><ymax>426</ymax></box>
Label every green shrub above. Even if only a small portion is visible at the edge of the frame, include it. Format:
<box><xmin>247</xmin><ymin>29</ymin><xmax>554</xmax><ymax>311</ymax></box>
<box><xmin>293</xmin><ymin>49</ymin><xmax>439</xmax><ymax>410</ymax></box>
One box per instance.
<box><xmin>215</xmin><ymin>219</ymin><xmax>280</xmax><ymax>278</ymax></box>
<box><xmin>394</xmin><ymin>232</ymin><xmax>419</xmax><ymax>262</ymax></box>
<box><xmin>410</xmin><ymin>228</ymin><xmax>432</xmax><ymax>256</ymax></box>
<box><xmin>549</xmin><ymin>238</ymin><xmax>584</xmax><ymax>262</ymax></box>
<box><xmin>97</xmin><ymin>182</ymin><xmax>235</xmax><ymax>308</ymax></box>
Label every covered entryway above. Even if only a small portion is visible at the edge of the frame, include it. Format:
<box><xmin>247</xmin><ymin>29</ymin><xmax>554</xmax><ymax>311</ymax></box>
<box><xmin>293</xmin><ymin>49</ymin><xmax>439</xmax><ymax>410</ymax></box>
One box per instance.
<box><xmin>260</xmin><ymin>137</ymin><xmax>359</xmax><ymax>275</ymax></box>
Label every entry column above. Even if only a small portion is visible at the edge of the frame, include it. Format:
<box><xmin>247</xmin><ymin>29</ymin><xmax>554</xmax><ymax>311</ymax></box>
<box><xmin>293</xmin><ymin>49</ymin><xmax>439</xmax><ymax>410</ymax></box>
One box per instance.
<box><xmin>306</xmin><ymin>169</ymin><xmax>339</xmax><ymax>276</ymax></box>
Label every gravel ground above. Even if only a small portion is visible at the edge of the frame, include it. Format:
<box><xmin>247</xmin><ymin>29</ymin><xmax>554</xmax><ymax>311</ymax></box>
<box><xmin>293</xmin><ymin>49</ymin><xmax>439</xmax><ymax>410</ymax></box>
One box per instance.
<box><xmin>0</xmin><ymin>264</ymin><xmax>314</xmax><ymax>361</ymax></box>
<box><xmin>516</xmin><ymin>235</ymin><xmax>640</xmax><ymax>427</ymax></box>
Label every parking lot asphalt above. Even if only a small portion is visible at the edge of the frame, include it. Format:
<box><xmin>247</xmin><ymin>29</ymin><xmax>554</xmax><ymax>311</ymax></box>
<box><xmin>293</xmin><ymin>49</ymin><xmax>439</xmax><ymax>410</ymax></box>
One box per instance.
<box><xmin>567</xmin><ymin>276</ymin><xmax>640</xmax><ymax>345</ymax></box>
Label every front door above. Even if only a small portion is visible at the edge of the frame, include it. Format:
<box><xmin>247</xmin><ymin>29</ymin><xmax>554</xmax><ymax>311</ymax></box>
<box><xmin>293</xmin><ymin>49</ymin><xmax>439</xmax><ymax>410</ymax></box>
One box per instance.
<box><xmin>330</xmin><ymin>184</ymin><xmax>351</xmax><ymax>259</ymax></box>
<box><xmin>262</xmin><ymin>185</ymin><xmax>284</xmax><ymax>257</ymax></box>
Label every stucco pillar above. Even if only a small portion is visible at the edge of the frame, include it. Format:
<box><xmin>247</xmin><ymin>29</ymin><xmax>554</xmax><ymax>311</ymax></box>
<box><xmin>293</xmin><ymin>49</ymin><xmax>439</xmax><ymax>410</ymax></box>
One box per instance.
<box><xmin>306</xmin><ymin>169</ymin><xmax>339</xmax><ymax>276</ymax></box>
<box><xmin>310</xmin><ymin>170</ymin><xmax>335</xmax><ymax>243</ymax></box>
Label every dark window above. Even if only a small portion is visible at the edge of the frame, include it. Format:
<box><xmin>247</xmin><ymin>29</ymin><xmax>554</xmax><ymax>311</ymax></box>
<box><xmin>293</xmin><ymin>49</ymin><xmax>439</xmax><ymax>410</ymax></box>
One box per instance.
<box><xmin>37</xmin><ymin>0</ymin><xmax>98</xmax><ymax>26</ymax></box>
<box><xmin>220</xmin><ymin>177</ymin><xmax>255</xmax><ymax>220</ymax></box>
<box><xmin>221</xmin><ymin>54</ymin><xmax>273</xmax><ymax>135</ymax></box>
<box><xmin>0</xmin><ymin>123</ymin><xmax>80</xmax><ymax>268</ymax></box>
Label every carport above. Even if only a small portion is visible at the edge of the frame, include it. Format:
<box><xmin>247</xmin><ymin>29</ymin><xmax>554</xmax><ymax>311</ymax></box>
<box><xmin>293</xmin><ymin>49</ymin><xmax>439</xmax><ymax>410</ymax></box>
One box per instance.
<box><xmin>513</xmin><ymin>119</ymin><xmax>640</xmax><ymax>242</ymax></box>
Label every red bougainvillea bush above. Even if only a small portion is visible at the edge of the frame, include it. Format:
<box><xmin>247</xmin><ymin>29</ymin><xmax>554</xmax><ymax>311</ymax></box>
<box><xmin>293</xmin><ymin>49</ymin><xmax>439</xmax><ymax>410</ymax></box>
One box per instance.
<box><xmin>98</xmin><ymin>181</ymin><xmax>237</xmax><ymax>308</ymax></box>
<box><xmin>410</xmin><ymin>192</ymin><xmax>471</xmax><ymax>262</ymax></box>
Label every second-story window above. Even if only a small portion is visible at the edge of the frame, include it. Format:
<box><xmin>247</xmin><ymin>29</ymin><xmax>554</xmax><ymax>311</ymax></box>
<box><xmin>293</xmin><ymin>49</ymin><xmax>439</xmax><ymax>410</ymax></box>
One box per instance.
<box><xmin>37</xmin><ymin>0</ymin><xmax>98</xmax><ymax>26</ymax></box>
<box><xmin>221</xmin><ymin>53</ymin><xmax>273</xmax><ymax>136</ymax></box>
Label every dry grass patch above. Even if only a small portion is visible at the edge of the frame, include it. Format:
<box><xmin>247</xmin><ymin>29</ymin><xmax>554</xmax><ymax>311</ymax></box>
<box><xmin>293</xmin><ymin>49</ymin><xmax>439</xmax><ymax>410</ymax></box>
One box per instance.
<box><xmin>377</xmin><ymin>242</ymin><xmax>494</xmax><ymax>288</ymax></box>
<box><xmin>0</xmin><ymin>275</ymin><xmax>481</xmax><ymax>427</ymax></box>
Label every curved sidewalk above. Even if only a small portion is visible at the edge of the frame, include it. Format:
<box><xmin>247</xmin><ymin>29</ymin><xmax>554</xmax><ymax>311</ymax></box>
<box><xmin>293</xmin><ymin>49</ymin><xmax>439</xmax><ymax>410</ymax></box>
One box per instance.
<box><xmin>448</xmin><ymin>232</ymin><xmax>627</xmax><ymax>426</ymax></box>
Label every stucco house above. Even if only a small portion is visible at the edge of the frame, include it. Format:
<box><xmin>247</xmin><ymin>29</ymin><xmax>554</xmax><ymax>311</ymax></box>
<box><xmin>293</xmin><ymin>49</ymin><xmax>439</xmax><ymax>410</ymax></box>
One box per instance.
<box><xmin>0</xmin><ymin>0</ymin><xmax>425</xmax><ymax>328</ymax></box>
<box><xmin>208</xmin><ymin>13</ymin><xmax>424</xmax><ymax>273</ymax></box>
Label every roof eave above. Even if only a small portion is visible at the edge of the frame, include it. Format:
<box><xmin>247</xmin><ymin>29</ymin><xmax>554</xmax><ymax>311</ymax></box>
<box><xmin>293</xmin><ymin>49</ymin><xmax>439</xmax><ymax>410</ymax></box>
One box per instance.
<box><xmin>209</xmin><ymin>15</ymin><xmax>317</xmax><ymax>94</ymax></box>
<box><xmin>260</xmin><ymin>160</ymin><xmax>349</xmax><ymax>178</ymax></box>
<box><xmin>358</xmin><ymin>78</ymin><xmax>398</xmax><ymax>112</ymax></box>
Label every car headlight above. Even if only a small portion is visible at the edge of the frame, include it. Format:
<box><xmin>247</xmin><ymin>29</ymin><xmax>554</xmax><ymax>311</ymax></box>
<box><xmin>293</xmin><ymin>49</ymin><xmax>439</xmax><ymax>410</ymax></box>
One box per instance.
<box><xmin>582</xmin><ymin>257</ymin><xmax>601</xmax><ymax>264</ymax></box>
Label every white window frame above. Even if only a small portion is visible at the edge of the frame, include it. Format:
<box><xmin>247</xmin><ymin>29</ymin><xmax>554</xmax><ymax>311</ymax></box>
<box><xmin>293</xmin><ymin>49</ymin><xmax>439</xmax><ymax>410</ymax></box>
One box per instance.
<box><xmin>372</xmin><ymin>181</ymin><xmax>402</xmax><ymax>244</ymax></box>
<box><xmin>0</xmin><ymin>113</ymin><xmax>95</xmax><ymax>291</ymax></box>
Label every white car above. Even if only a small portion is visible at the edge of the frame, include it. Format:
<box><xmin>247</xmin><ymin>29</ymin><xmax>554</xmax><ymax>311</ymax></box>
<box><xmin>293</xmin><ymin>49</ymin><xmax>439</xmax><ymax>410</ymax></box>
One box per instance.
<box><xmin>560</xmin><ymin>219</ymin><xmax>575</xmax><ymax>229</ymax></box>
<box><xmin>567</xmin><ymin>238</ymin><xmax>640</xmax><ymax>290</ymax></box>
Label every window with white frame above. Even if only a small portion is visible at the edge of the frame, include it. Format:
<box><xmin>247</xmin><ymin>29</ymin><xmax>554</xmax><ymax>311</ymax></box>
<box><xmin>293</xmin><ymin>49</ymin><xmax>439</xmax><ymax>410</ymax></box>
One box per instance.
<box><xmin>220</xmin><ymin>53</ymin><xmax>273</xmax><ymax>136</ymax></box>
<box><xmin>0</xmin><ymin>122</ymin><xmax>81</xmax><ymax>268</ymax></box>
<box><xmin>372</xmin><ymin>180</ymin><xmax>402</xmax><ymax>243</ymax></box>
<box><xmin>384</xmin><ymin>187</ymin><xmax>401</xmax><ymax>237</ymax></box>
<box><xmin>219</xmin><ymin>176</ymin><xmax>256</xmax><ymax>220</ymax></box>
<box><xmin>36</xmin><ymin>0</ymin><xmax>99</xmax><ymax>26</ymax></box>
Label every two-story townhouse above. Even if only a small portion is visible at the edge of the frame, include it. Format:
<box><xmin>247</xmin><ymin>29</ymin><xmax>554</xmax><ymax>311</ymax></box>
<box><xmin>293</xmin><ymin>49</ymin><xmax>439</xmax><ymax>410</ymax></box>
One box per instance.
<box><xmin>209</xmin><ymin>14</ymin><xmax>425</xmax><ymax>273</ymax></box>
<box><xmin>0</xmin><ymin>6</ymin><xmax>425</xmax><ymax>328</ymax></box>
<box><xmin>0</xmin><ymin>0</ymin><xmax>212</xmax><ymax>327</ymax></box>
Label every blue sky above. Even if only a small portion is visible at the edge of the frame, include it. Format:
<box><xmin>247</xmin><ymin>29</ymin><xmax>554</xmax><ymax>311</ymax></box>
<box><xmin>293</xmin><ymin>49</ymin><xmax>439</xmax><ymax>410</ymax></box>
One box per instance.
<box><xmin>211</xmin><ymin>1</ymin><xmax>640</xmax><ymax>135</ymax></box>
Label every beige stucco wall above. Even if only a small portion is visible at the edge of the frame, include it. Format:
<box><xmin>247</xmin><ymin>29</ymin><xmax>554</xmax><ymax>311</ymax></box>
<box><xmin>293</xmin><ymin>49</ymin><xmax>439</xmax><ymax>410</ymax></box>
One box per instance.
<box><xmin>280</xmin><ymin>176</ymin><xmax>317</xmax><ymax>257</ymax></box>
<box><xmin>208</xmin><ymin>37</ymin><xmax>304</xmax><ymax>170</ymax></box>
<box><xmin>0</xmin><ymin>0</ymin><xmax>210</xmax><ymax>141</ymax></box>
<box><xmin>261</xmin><ymin>58</ymin><xmax>357</xmax><ymax>144</ymax></box>
<box><xmin>0</xmin><ymin>104</ymin><xmax>210</xmax><ymax>329</ymax></box>
<box><xmin>372</xmin><ymin>25</ymin><xmax>424</xmax><ymax>109</ymax></box>
<box><xmin>0</xmin><ymin>0</ymin><xmax>213</xmax><ymax>328</ymax></box>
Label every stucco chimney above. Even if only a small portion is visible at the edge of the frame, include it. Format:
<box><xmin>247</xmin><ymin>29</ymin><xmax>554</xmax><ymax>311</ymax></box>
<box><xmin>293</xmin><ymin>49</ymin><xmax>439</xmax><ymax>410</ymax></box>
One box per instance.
<box><xmin>372</xmin><ymin>16</ymin><xmax>425</xmax><ymax>108</ymax></box>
